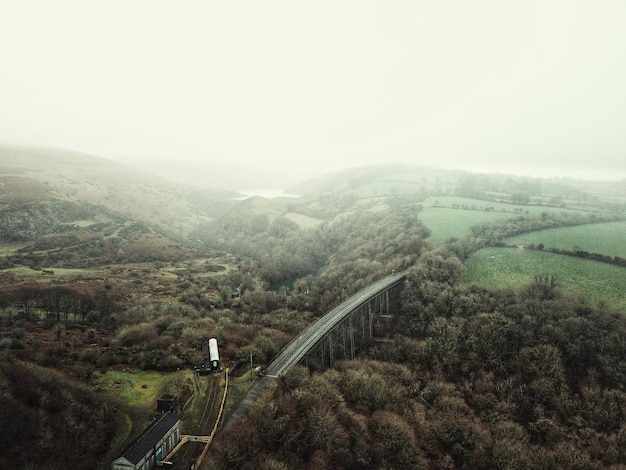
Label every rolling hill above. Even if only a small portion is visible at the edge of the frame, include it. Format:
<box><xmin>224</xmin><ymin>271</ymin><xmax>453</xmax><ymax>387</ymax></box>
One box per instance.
<box><xmin>0</xmin><ymin>145</ymin><xmax>243</xmax><ymax>239</ymax></box>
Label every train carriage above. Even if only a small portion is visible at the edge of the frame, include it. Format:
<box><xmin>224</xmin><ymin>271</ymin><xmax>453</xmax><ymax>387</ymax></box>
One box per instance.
<box><xmin>208</xmin><ymin>337</ymin><xmax>221</xmax><ymax>371</ymax></box>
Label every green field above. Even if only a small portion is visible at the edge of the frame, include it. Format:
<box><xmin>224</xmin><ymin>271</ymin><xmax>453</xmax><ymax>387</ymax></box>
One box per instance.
<box><xmin>464</xmin><ymin>247</ymin><xmax>626</xmax><ymax>311</ymax></box>
<box><xmin>93</xmin><ymin>369</ymin><xmax>194</xmax><ymax>406</ymax></box>
<box><xmin>0</xmin><ymin>266</ymin><xmax>91</xmax><ymax>277</ymax></box>
<box><xmin>71</xmin><ymin>219</ymin><xmax>98</xmax><ymax>227</ymax></box>
<box><xmin>0</xmin><ymin>243</ymin><xmax>28</xmax><ymax>255</ymax></box>
<box><xmin>418</xmin><ymin>197</ymin><xmax>582</xmax><ymax>242</ymax></box>
<box><xmin>94</xmin><ymin>370</ymin><xmax>168</xmax><ymax>405</ymax></box>
<box><xmin>506</xmin><ymin>221</ymin><xmax>626</xmax><ymax>258</ymax></box>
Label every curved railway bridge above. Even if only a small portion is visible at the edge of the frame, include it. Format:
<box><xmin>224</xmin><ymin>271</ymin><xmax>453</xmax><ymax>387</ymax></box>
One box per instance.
<box><xmin>223</xmin><ymin>271</ymin><xmax>407</xmax><ymax>429</ymax></box>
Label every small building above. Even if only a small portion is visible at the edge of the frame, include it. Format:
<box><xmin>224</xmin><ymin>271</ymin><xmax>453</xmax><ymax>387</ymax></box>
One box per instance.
<box><xmin>111</xmin><ymin>411</ymin><xmax>181</xmax><ymax>470</ymax></box>
<box><xmin>157</xmin><ymin>394</ymin><xmax>179</xmax><ymax>414</ymax></box>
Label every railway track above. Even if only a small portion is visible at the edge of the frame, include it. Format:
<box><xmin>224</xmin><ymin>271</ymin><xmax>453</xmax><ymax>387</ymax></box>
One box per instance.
<box><xmin>169</xmin><ymin>373</ymin><xmax>222</xmax><ymax>469</ymax></box>
<box><xmin>223</xmin><ymin>272</ymin><xmax>406</xmax><ymax>429</ymax></box>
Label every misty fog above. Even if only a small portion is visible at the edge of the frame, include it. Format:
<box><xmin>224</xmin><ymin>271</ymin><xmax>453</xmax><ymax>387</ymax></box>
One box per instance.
<box><xmin>1</xmin><ymin>1</ymin><xmax>625</xmax><ymax>185</ymax></box>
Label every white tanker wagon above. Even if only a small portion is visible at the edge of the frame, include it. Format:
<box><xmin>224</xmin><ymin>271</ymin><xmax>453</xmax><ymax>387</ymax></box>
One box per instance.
<box><xmin>208</xmin><ymin>337</ymin><xmax>221</xmax><ymax>371</ymax></box>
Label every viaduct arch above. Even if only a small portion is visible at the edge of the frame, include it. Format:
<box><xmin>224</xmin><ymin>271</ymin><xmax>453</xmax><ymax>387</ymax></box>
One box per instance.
<box><xmin>223</xmin><ymin>271</ymin><xmax>407</xmax><ymax>429</ymax></box>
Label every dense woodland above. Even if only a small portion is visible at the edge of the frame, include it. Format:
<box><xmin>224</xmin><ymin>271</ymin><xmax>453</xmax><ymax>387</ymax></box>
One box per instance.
<box><xmin>1</xmin><ymin>156</ymin><xmax>626</xmax><ymax>469</ymax></box>
<box><xmin>210</xmin><ymin>252</ymin><xmax>626</xmax><ymax>469</ymax></box>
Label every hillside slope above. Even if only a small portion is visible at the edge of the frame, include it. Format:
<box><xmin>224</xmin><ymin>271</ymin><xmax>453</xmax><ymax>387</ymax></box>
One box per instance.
<box><xmin>0</xmin><ymin>145</ymin><xmax>236</xmax><ymax>237</ymax></box>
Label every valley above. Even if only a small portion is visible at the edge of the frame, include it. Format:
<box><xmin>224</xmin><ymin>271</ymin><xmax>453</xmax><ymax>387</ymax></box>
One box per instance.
<box><xmin>0</xmin><ymin>146</ymin><xmax>625</xmax><ymax>469</ymax></box>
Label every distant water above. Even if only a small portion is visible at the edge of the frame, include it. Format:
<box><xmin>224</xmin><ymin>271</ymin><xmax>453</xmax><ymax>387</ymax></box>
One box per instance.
<box><xmin>238</xmin><ymin>189</ymin><xmax>299</xmax><ymax>199</ymax></box>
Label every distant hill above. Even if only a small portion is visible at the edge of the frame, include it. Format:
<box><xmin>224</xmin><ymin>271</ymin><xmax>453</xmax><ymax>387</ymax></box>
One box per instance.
<box><xmin>2</xmin><ymin>145</ymin><xmax>624</xmax><ymax>249</ymax></box>
<box><xmin>0</xmin><ymin>145</ymin><xmax>241</xmax><ymax>238</ymax></box>
<box><xmin>283</xmin><ymin>164</ymin><xmax>461</xmax><ymax>196</ymax></box>
<box><xmin>284</xmin><ymin>163</ymin><xmax>626</xmax><ymax>210</ymax></box>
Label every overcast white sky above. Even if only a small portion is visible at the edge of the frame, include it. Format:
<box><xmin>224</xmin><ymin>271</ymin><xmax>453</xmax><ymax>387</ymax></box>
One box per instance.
<box><xmin>1</xmin><ymin>0</ymin><xmax>625</xmax><ymax>181</ymax></box>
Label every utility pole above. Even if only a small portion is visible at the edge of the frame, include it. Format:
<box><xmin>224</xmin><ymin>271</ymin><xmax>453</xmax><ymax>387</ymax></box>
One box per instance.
<box><xmin>250</xmin><ymin>350</ymin><xmax>253</xmax><ymax>381</ymax></box>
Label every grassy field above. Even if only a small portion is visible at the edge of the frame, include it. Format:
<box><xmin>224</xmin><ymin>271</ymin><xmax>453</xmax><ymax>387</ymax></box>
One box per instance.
<box><xmin>418</xmin><ymin>196</ymin><xmax>585</xmax><ymax>242</ymax></box>
<box><xmin>94</xmin><ymin>369</ymin><xmax>195</xmax><ymax>464</ymax></box>
<box><xmin>464</xmin><ymin>247</ymin><xmax>626</xmax><ymax>311</ymax></box>
<box><xmin>0</xmin><ymin>265</ymin><xmax>93</xmax><ymax>280</ymax></box>
<box><xmin>93</xmin><ymin>369</ymin><xmax>197</xmax><ymax>406</ymax></box>
<box><xmin>71</xmin><ymin>219</ymin><xmax>98</xmax><ymax>227</ymax></box>
<box><xmin>506</xmin><ymin>221</ymin><xmax>626</xmax><ymax>258</ymax></box>
<box><xmin>0</xmin><ymin>242</ymin><xmax>28</xmax><ymax>255</ymax></box>
<box><xmin>93</xmin><ymin>369</ymin><xmax>171</xmax><ymax>406</ymax></box>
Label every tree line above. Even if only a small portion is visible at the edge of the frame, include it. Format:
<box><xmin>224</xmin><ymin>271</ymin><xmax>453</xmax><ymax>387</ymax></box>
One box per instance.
<box><xmin>2</xmin><ymin>284</ymin><xmax>118</xmax><ymax>325</ymax></box>
<box><xmin>470</xmin><ymin>211</ymin><xmax>622</xmax><ymax>243</ymax></box>
<box><xmin>526</xmin><ymin>244</ymin><xmax>626</xmax><ymax>268</ymax></box>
